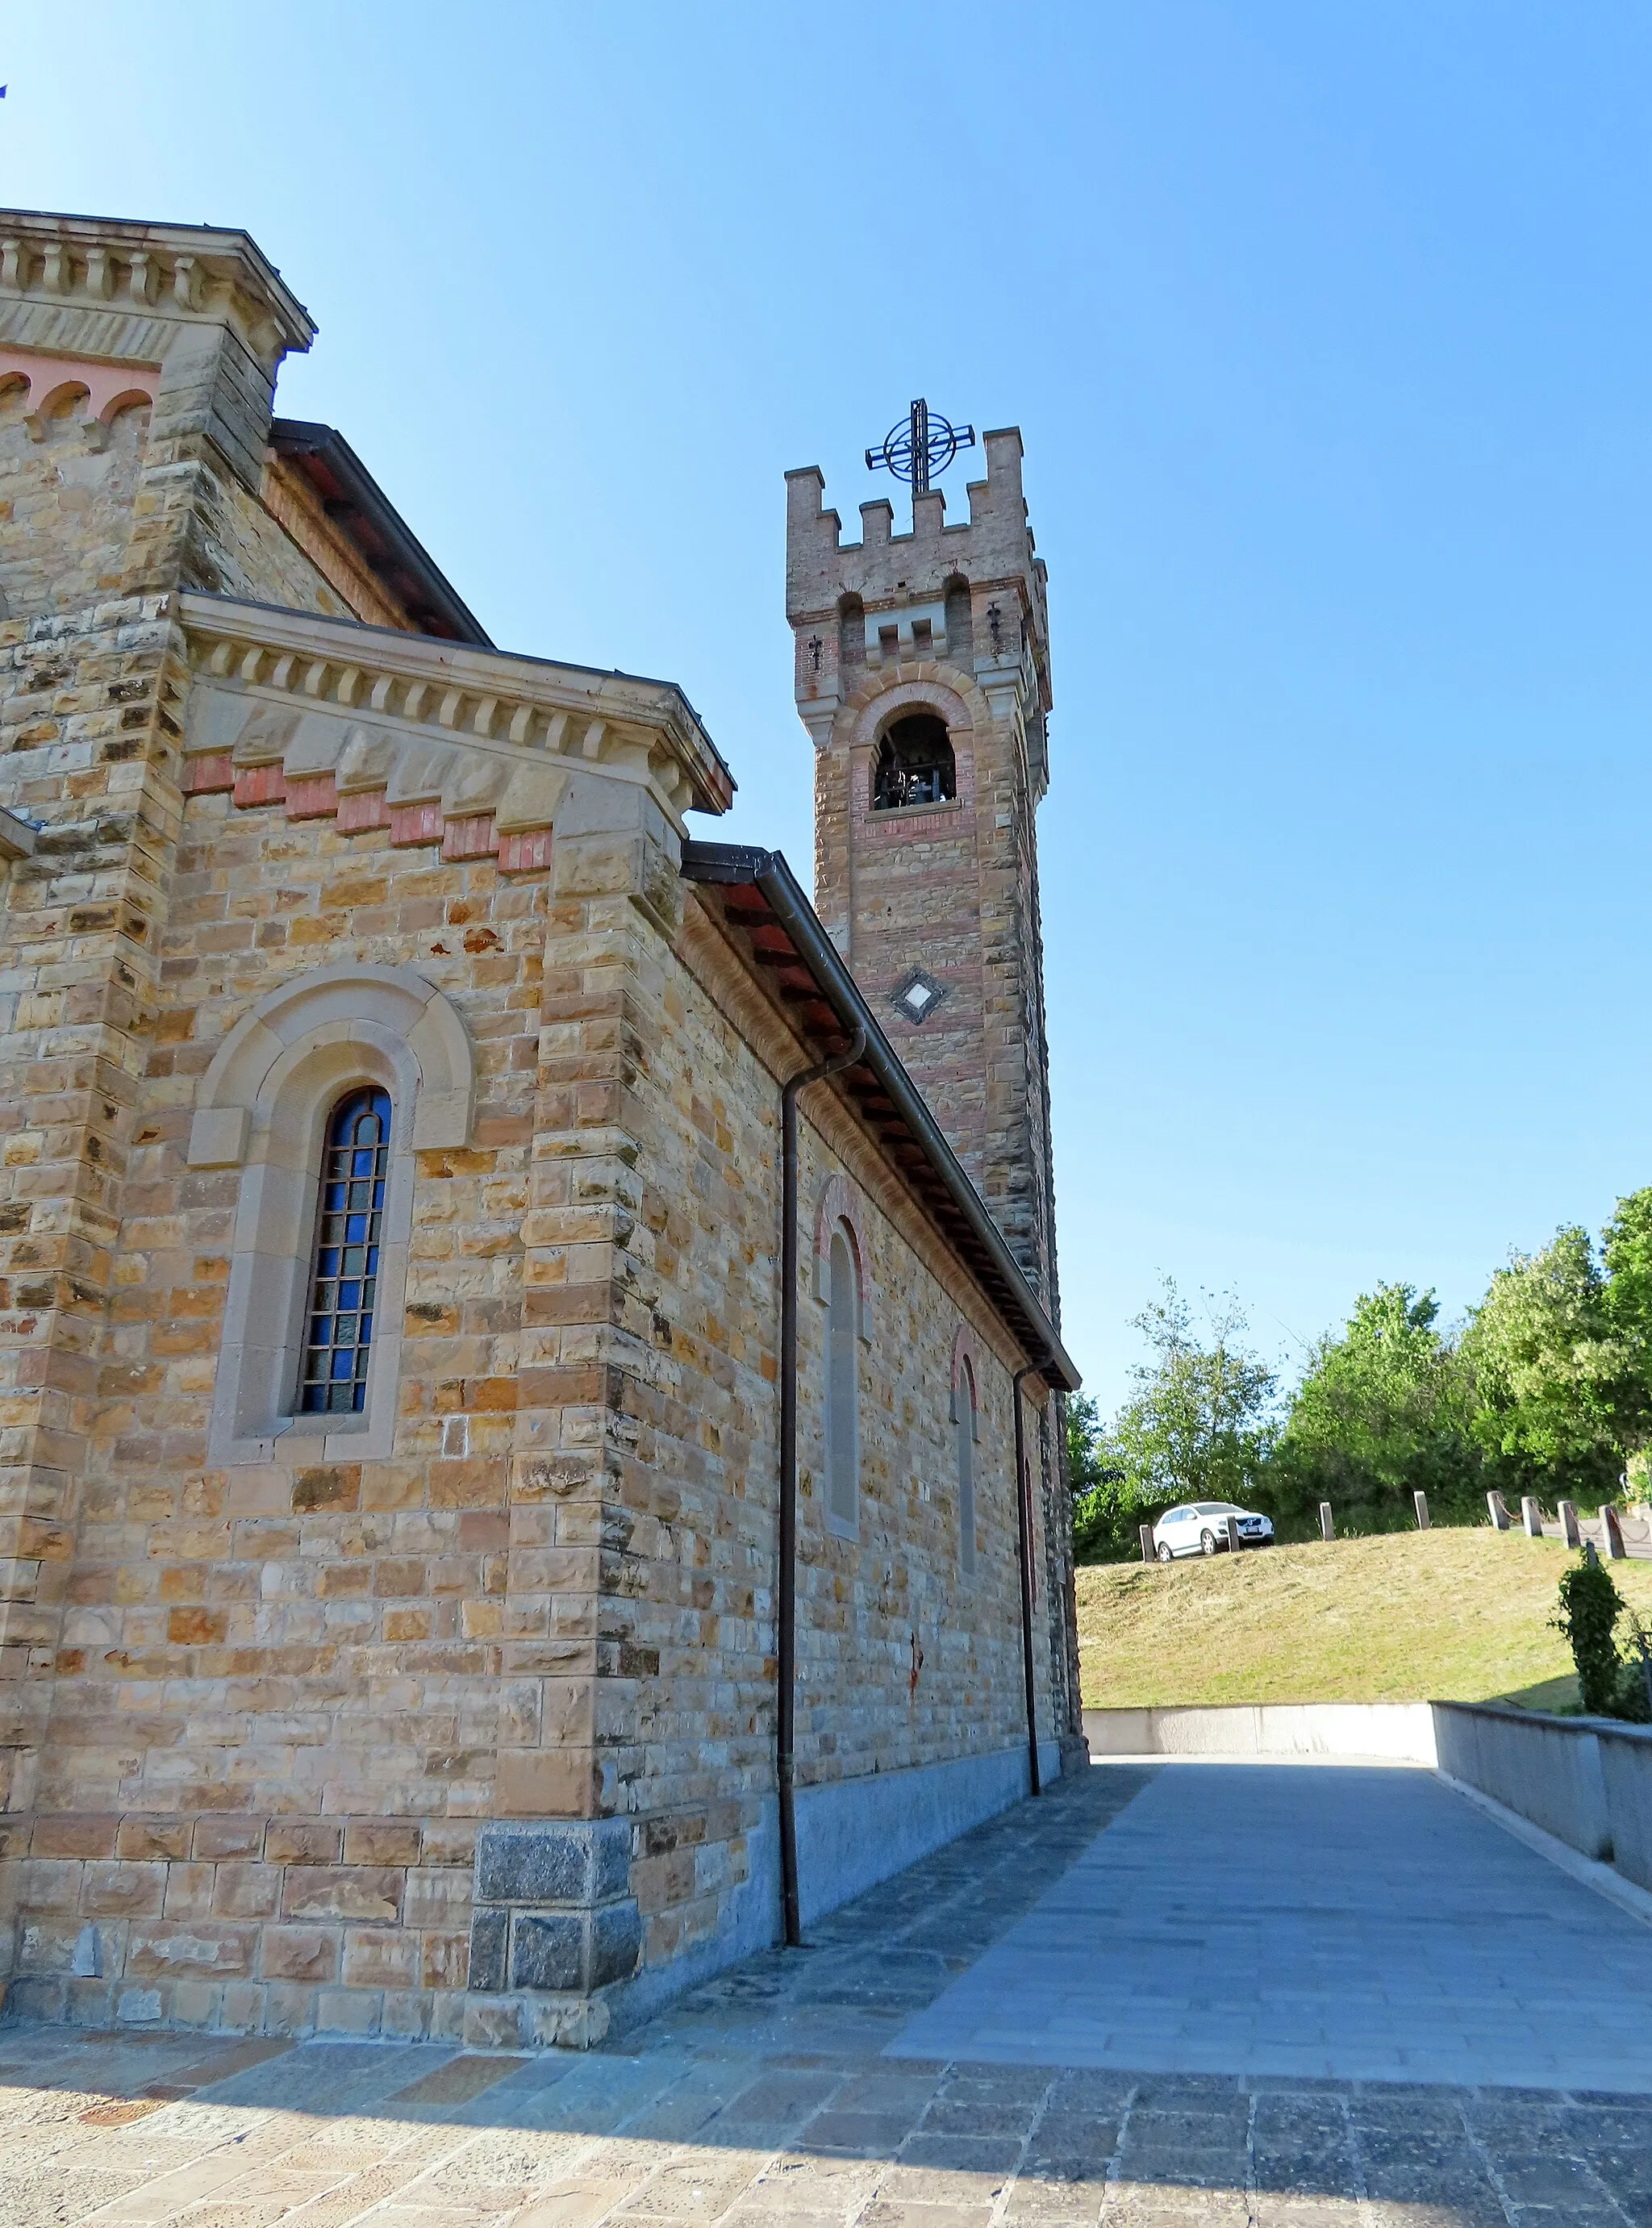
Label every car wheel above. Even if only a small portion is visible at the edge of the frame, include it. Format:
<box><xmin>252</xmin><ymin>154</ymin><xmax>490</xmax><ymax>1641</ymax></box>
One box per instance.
<box><xmin>1156</xmin><ymin>1542</ymin><xmax>1174</xmax><ymax>1563</ymax></box>
<box><xmin>1200</xmin><ymin>1529</ymin><xmax>1216</xmax><ymax>1556</ymax></box>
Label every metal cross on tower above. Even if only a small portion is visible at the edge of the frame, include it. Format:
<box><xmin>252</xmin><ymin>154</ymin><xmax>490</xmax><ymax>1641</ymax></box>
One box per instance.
<box><xmin>865</xmin><ymin>398</ymin><xmax>976</xmax><ymax>495</ymax></box>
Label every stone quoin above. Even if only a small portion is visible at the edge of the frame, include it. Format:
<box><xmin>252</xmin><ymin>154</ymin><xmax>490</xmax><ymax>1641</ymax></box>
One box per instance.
<box><xmin>0</xmin><ymin>208</ymin><xmax>1083</xmax><ymax>2047</ymax></box>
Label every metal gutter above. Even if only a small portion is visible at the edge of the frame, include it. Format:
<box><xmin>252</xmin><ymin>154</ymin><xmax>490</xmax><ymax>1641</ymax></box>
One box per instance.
<box><xmin>270</xmin><ymin>420</ymin><xmax>494</xmax><ymax>647</ymax></box>
<box><xmin>681</xmin><ymin>840</ymin><xmax>1078</xmax><ymax>1394</ymax></box>
<box><xmin>777</xmin><ymin>1020</ymin><xmax>866</xmax><ymax>1946</ymax></box>
<box><xmin>1012</xmin><ymin>1364</ymin><xmax>1045</xmax><ymax>1798</ymax></box>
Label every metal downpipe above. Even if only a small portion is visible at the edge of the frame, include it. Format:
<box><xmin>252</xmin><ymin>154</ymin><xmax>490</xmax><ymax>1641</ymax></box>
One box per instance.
<box><xmin>1013</xmin><ymin>1361</ymin><xmax>1047</xmax><ymax>1799</ymax></box>
<box><xmin>778</xmin><ymin>1021</ymin><xmax>866</xmax><ymax>1950</ymax></box>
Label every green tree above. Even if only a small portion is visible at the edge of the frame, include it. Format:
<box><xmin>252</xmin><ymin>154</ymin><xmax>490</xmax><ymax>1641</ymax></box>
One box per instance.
<box><xmin>1067</xmin><ymin>1394</ymin><xmax>1132</xmax><ymax>1560</ymax></box>
<box><xmin>1273</xmin><ymin>1283</ymin><xmax>1478</xmax><ymax>1517</ymax></box>
<box><xmin>1461</xmin><ymin>1225</ymin><xmax>1628</xmax><ymax>1500</ymax></box>
<box><xmin>1102</xmin><ymin>1279</ymin><xmax>1278</xmax><ymax>1513</ymax></box>
<box><xmin>1600</xmin><ymin>1187</ymin><xmax>1652</xmax><ymax>1458</ymax></box>
<box><xmin>1066</xmin><ymin>1392</ymin><xmax>1106</xmax><ymax>1499</ymax></box>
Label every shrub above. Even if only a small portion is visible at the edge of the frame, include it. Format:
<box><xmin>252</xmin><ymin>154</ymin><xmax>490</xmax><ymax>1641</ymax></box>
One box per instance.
<box><xmin>1553</xmin><ymin>1553</ymin><xmax>1633</xmax><ymax>1717</ymax></box>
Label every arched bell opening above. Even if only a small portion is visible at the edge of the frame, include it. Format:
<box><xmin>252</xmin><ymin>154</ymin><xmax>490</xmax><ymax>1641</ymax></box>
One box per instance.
<box><xmin>873</xmin><ymin>711</ymin><xmax>956</xmax><ymax>812</ymax></box>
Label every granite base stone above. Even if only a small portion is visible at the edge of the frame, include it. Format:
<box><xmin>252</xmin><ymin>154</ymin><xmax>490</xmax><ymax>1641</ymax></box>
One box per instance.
<box><xmin>468</xmin><ymin>1819</ymin><xmax>641</xmax><ymax>2001</ymax></box>
<box><xmin>474</xmin><ymin>1817</ymin><xmax>632</xmax><ymax>1908</ymax></box>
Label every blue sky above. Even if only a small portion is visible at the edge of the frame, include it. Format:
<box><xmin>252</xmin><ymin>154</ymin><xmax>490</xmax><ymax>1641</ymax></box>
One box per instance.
<box><xmin>7</xmin><ymin>4</ymin><xmax>1651</xmax><ymax>1406</ymax></box>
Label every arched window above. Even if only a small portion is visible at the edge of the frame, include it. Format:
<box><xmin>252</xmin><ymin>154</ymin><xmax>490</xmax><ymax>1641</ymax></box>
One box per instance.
<box><xmin>956</xmin><ymin>1356</ymin><xmax>978</xmax><ymax>1576</ymax></box>
<box><xmin>873</xmin><ymin>713</ymin><xmax>956</xmax><ymax>811</ymax></box>
<box><xmin>825</xmin><ymin>1227</ymin><xmax>860</xmax><ymax>1530</ymax></box>
<box><xmin>298</xmin><ymin>1086</ymin><xmax>392</xmax><ymax>1415</ymax></box>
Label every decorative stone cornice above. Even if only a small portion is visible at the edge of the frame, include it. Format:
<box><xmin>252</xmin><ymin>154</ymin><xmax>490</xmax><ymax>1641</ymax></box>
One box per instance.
<box><xmin>177</xmin><ymin>594</ymin><xmax>734</xmax><ymax>853</ymax></box>
<box><xmin>0</xmin><ymin>208</ymin><xmax>315</xmax><ymax>373</ymax></box>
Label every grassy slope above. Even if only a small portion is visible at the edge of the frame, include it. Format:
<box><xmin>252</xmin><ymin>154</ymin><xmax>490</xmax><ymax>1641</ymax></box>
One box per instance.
<box><xmin>1075</xmin><ymin>1528</ymin><xmax>1652</xmax><ymax>1710</ymax></box>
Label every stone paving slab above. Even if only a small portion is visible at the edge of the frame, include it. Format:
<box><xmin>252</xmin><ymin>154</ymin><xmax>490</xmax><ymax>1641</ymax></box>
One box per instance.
<box><xmin>2</xmin><ymin>1760</ymin><xmax>1650</xmax><ymax>2225</ymax></box>
<box><xmin>891</xmin><ymin>1763</ymin><xmax>1652</xmax><ymax>2092</ymax></box>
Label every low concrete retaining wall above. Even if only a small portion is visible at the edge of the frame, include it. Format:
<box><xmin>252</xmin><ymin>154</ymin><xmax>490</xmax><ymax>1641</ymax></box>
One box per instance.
<box><xmin>1083</xmin><ymin>1704</ymin><xmax>1437</xmax><ymax>1762</ymax></box>
<box><xmin>1599</xmin><ymin>1728</ymin><xmax>1652</xmax><ymax>1889</ymax></box>
<box><xmin>1433</xmin><ymin>1700</ymin><xmax>1652</xmax><ymax>1888</ymax></box>
<box><xmin>1431</xmin><ymin>1700</ymin><xmax>1612</xmax><ymax>1860</ymax></box>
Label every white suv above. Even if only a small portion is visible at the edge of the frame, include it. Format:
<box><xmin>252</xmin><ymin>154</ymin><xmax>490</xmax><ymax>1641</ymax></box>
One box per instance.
<box><xmin>1152</xmin><ymin>1502</ymin><xmax>1274</xmax><ymax>1561</ymax></box>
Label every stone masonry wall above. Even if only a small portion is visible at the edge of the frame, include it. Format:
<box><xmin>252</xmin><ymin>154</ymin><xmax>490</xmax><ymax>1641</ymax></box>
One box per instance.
<box><xmin>0</xmin><ymin>745</ymin><xmax>1060</xmax><ymax>2040</ymax></box>
<box><xmin>578</xmin><ymin>899</ymin><xmax>1056</xmax><ymax>1984</ymax></box>
<box><xmin>204</xmin><ymin>471</ymin><xmax>372</xmax><ymax>624</ymax></box>
<box><xmin>0</xmin><ymin>390</ymin><xmax>155</xmax><ymax>624</ymax></box>
<box><xmin>0</xmin><ymin>312</ymin><xmax>418</xmax><ymax>1847</ymax></box>
<box><xmin>0</xmin><ymin>767</ymin><xmax>544</xmax><ymax>2037</ymax></box>
<box><xmin>0</xmin><ymin>238</ymin><xmax>513</xmax><ymax>2034</ymax></box>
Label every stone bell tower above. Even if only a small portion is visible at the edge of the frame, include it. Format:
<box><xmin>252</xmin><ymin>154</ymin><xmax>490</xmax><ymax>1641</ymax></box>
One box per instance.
<box><xmin>784</xmin><ymin>416</ymin><xmax>1060</xmax><ymax>1313</ymax></box>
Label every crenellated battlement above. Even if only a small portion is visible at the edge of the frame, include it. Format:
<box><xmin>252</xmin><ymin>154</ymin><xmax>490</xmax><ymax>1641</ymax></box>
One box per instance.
<box><xmin>785</xmin><ymin>428</ymin><xmax>1050</xmax><ymax>744</ymax></box>
<box><xmin>787</xmin><ymin>429</ymin><xmax>1038</xmax><ymax>589</ymax></box>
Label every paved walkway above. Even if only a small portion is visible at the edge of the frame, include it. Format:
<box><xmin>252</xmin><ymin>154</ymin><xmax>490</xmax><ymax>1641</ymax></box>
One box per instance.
<box><xmin>1</xmin><ymin>1761</ymin><xmax>1650</xmax><ymax>2226</ymax></box>
<box><xmin>892</xmin><ymin>1762</ymin><xmax>1652</xmax><ymax>2090</ymax></box>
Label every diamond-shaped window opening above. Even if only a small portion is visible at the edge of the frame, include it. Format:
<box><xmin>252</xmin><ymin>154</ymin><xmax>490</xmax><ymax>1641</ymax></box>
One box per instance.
<box><xmin>891</xmin><ymin>967</ymin><xmax>949</xmax><ymax>1027</ymax></box>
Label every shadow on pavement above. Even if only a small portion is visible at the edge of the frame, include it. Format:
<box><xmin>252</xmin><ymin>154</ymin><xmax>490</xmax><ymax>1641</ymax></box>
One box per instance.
<box><xmin>2</xmin><ymin>1762</ymin><xmax>1649</xmax><ymax>2223</ymax></box>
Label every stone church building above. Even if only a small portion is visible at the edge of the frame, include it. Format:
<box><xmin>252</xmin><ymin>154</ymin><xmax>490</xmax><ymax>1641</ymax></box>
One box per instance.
<box><xmin>0</xmin><ymin>208</ymin><xmax>1083</xmax><ymax>2045</ymax></box>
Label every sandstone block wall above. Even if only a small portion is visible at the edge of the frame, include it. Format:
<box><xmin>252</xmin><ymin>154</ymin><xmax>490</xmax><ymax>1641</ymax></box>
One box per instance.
<box><xmin>0</xmin><ymin>243</ymin><xmax>436</xmax><ymax>1825</ymax></box>
<box><xmin>0</xmin><ymin>728</ymin><xmax>1062</xmax><ymax>2039</ymax></box>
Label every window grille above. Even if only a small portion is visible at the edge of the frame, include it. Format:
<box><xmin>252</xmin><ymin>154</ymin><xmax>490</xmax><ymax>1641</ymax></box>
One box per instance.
<box><xmin>298</xmin><ymin>1086</ymin><xmax>391</xmax><ymax>1414</ymax></box>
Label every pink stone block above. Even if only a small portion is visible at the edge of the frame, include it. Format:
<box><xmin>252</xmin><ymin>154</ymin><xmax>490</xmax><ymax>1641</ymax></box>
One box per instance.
<box><xmin>285</xmin><ymin>774</ymin><xmax>339</xmax><ymax>821</ymax></box>
<box><xmin>183</xmin><ymin>753</ymin><xmax>235</xmax><ymax>795</ymax></box>
<box><xmin>233</xmin><ymin>764</ymin><xmax>287</xmax><ymax>811</ymax></box>
<box><xmin>497</xmin><ymin>828</ymin><xmax>554</xmax><ymax>875</ymax></box>
<box><xmin>336</xmin><ymin>788</ymin><xmax>390</xmax><ymax>833</ymax></box>
<box><xmin>388</xmin><ymin>801</ymin><xmax>444</xmax><ymax>848</ymax></box>
<box><xmin>442</xmin><ymin>813</ymin><xmax>498</xmax><ymax>862</ymax></box>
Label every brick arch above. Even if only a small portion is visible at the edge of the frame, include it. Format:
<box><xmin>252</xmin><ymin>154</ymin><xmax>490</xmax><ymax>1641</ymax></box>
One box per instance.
<box><xmin>0</xmin><ymin>348</ymin><xmax>160</xmax><ymax>447</ymax></box>
<box><xmin>842</xmin><ymin>663</ymin><xmax>993</xmax><ymax>756</ymax></box>
<box><xmin>812</xmin><ymin>1173</ymin><xmax>873</xmax><ymax>1343</ymax></box>
<box><xmin>844</xmin><ymin>675</ymin><xmax>985</xmax><ymax>831</ymax></box>
<box><xmin>950</xmin><ymin>1323</ymin><xmax>983</xmax><ymax>1433</ymax></box>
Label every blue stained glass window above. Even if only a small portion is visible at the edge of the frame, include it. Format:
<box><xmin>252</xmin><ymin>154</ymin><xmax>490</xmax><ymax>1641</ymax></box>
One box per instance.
<box><xmin>298</xmin><ymin>1087</ymin><xmax>391</xmax><ymax>1415</ymax></box>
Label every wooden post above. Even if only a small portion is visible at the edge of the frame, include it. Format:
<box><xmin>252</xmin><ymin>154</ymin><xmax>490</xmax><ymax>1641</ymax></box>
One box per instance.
<box><xmin>1139</xmin><ymin>1523</ymin><xmax>1156</xmax><ymax>1564</ymax></box>
<box><xmin>1603</xmin><ymin>1504</ymin><xmax>1627</xmax><ymax>1560</ymax></box>
<box><xmin>1486</xmin><ymin>1490</ymin><xmax>1510</xmax><ymax>1531</ymax></box>
<box><xmin>1559</xmin><ymin>1500</ymin><xmax>1581</xmax><ymax>1549</ymax></box>
<box><xmin>1225</xmin><ymin>1515</ymin><xmax>1241</xmax><ymax>1554</ymax></box>
<box><xmin>1319</xmin><ymin>1502</ymin><xmax>1334</xmax><ymax>1542</ymax></box>
<box><xmin>1413</xmin><ymin>1490</ymin><xmax>1430</xmax><ymax>1531</ymax></box>
<box><xmin>1521</xmin><ymin>1496</ymin><xmax>1543</xmax><ymax>1537</ymax></box>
